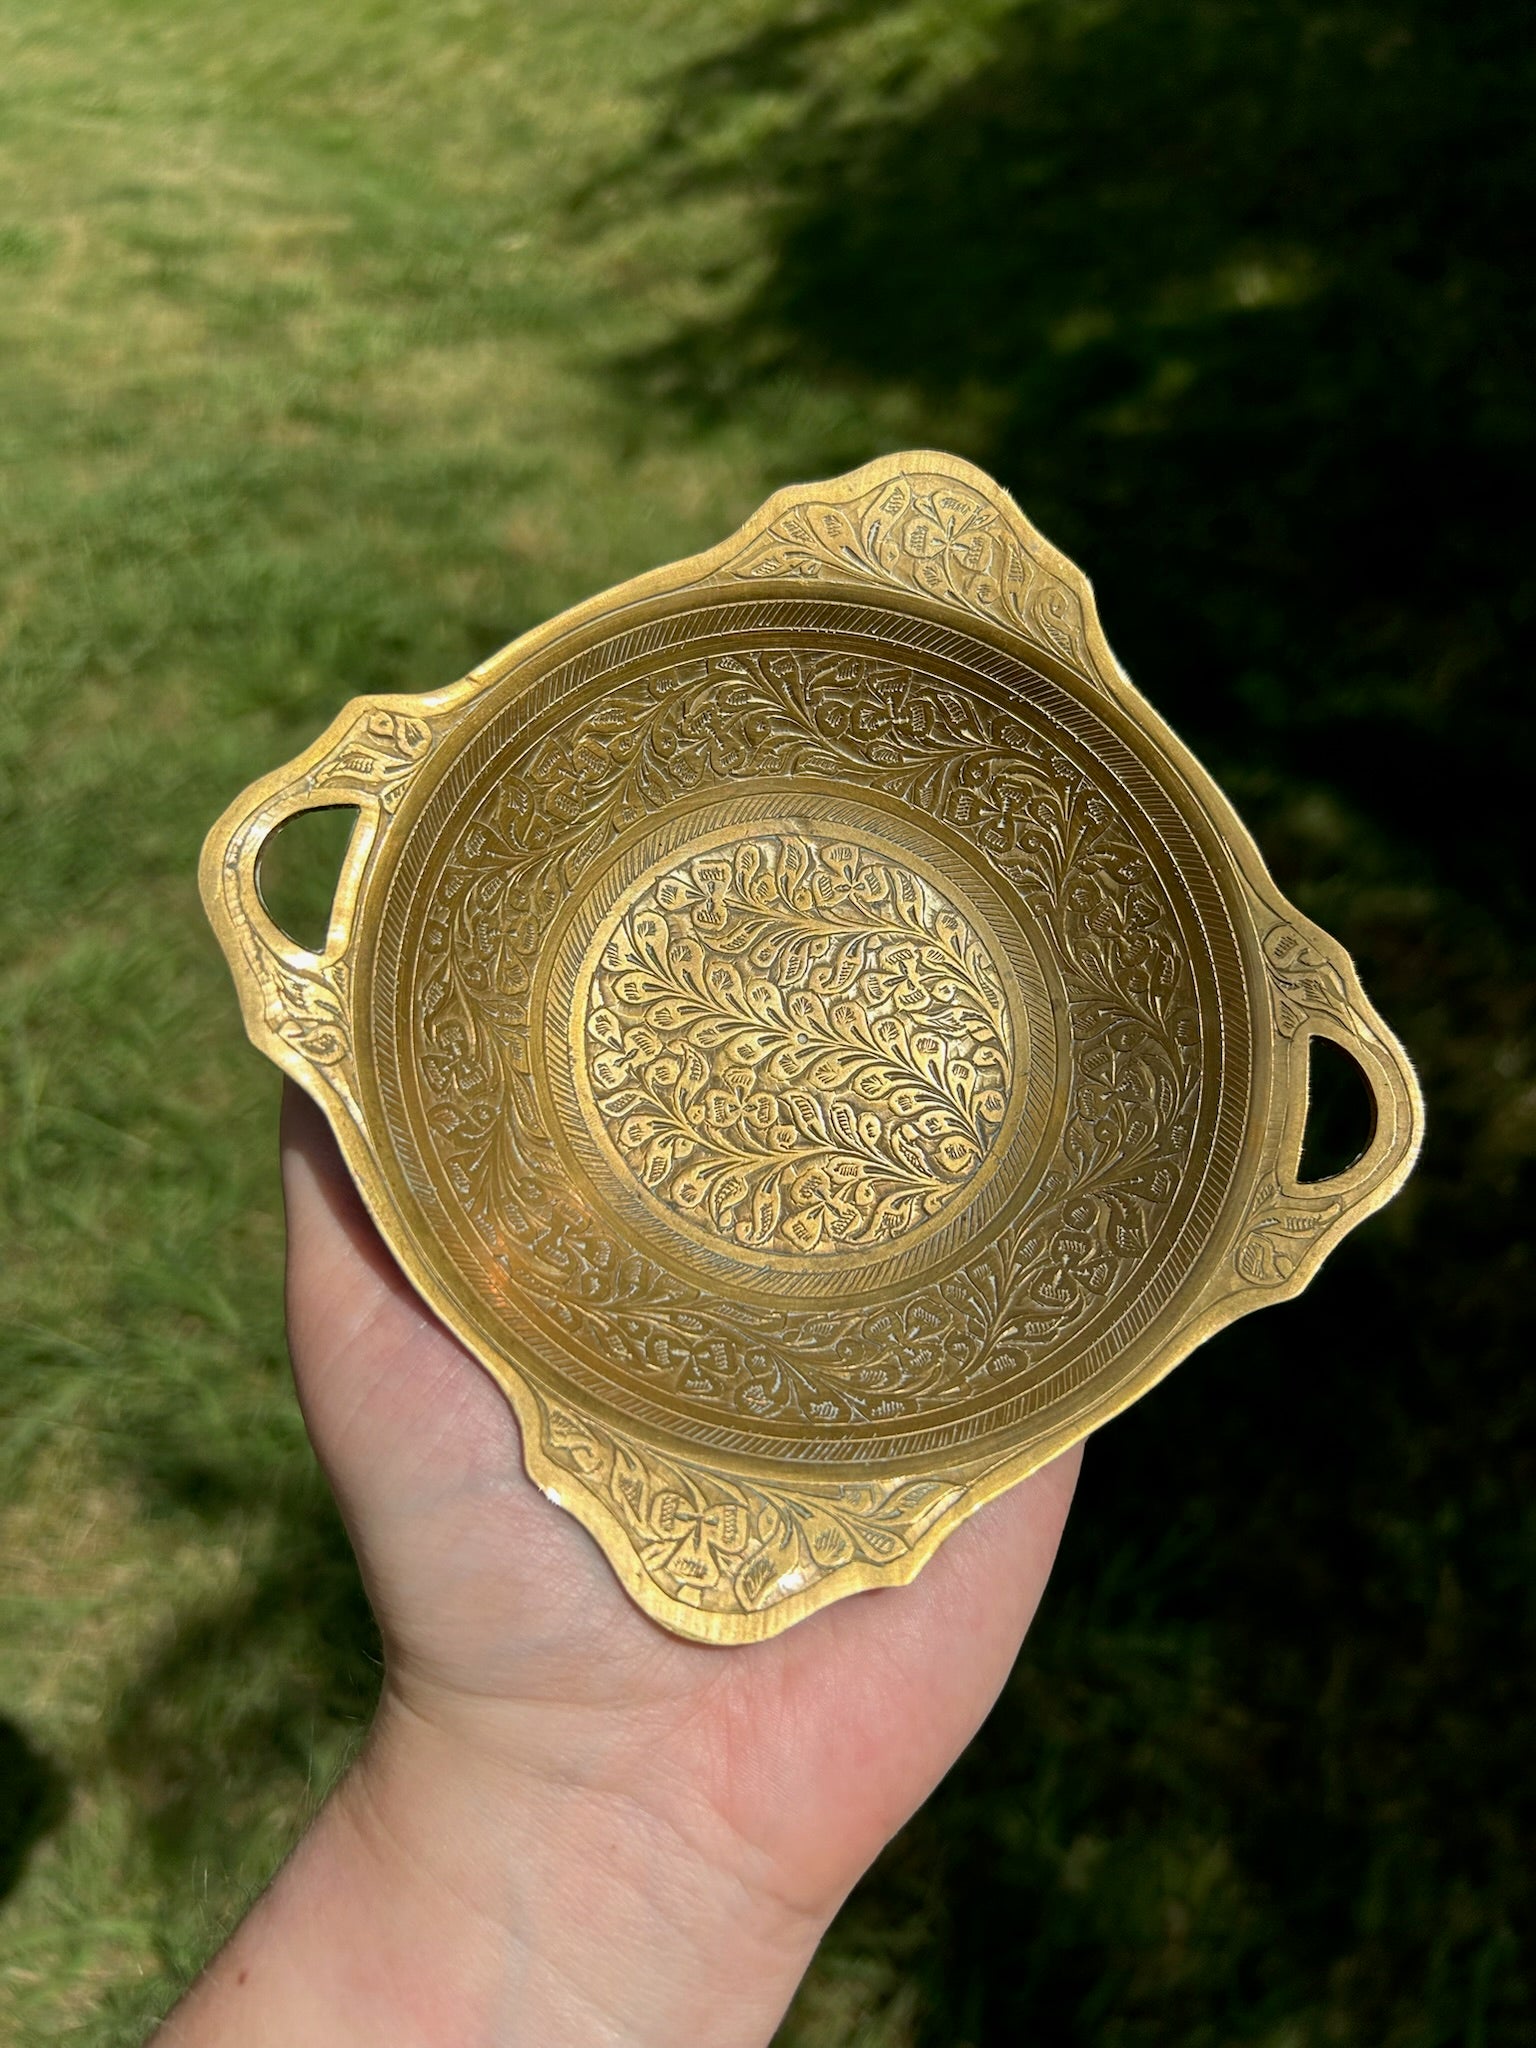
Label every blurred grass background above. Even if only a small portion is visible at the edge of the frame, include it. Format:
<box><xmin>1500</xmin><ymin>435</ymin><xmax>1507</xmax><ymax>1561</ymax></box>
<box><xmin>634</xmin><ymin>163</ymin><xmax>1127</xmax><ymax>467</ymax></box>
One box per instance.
<box><xmin>1</xmin><ymin>0</ymin><xmax>1531</xmax><ymax>2039</ymax></box>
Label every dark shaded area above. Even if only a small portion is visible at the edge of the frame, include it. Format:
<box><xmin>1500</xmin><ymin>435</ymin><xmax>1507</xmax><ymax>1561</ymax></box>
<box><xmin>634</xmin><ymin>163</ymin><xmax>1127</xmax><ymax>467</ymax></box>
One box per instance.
<box><xmin>1297</xmin><ymin>1033</ymin><xmax>1378</xmax><ymax>1183</ymax></box>
<box><xmin>104</xmin><ymin>1447</ymin><xmax>380</xmax><ymax>1887</ymax></box>
<box><xmin>61</xmin><ymin>1436</ymin><xmax>383</xmax><ymax>2027</ymax></box>
<box><xmin>600</xmin><ymin>4</ymin><xmax>1534</xmax><ymax>2041</ymax></box>
<box><xmin>0</xmin><ymin>1718</ymin><xmax>67</xmax><ymax>1903</ymax></box>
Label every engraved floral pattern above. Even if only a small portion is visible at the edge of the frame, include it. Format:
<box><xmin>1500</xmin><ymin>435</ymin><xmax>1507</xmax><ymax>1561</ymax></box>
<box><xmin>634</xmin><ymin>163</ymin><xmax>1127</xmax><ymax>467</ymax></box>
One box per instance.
<box><xmin>1236</xmin><ymin>1174</ymin><xmax>1346</xmax><ymax>1287</ymax></box>
<box><xmin>404</xmin><ymin>644</ymin><xmax>1204</xmax><ymax>1433</ymax></box>
<box><xmin>309</xmin><ymin>707</ymin><xmax>432</xmax><ymax>812</ymax></box>
<box><xmin>585</xmin><ymin>839</ymin><xmax>1012</xmax><ymax>1253</ymax></box>
<box><xmin>536</xmin><ymin>1392</ymin><xmax>964</xmax><ymax>1614</ymax></box>
<box><xmin>708</xmin><ymin>471</ymin><xmax>1093</xmax><ymax>678</ymax></box>
<box><xmin>1261</xmin><ymin>922</ymin><xmax>1352</xmax><ymax>1039</ymax></box>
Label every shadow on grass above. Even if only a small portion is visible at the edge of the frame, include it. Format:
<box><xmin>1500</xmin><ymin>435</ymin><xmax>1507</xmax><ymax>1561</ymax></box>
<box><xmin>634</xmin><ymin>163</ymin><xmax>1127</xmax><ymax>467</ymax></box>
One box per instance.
<box><xmin>0</xmin><ymin>1718</ymin><xmax>67</xmax><ymax>1905</ymax></box>
<box><xmin>602</xmin><ymin>0</ymin><xmax>1535</xmax><ymax>908</ymax></box>
<box><xmin>105</xmin><ymin>1451</ymin><xmax>378</xmax><ymax>1888</ymax></box>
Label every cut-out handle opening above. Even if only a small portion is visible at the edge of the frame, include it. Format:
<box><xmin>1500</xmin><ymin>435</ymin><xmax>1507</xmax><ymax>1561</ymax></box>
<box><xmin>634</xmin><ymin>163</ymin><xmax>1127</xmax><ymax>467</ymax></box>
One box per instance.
<box><xmin>1297</xmin><ymin>1031</ymin><xmax>1379</xmax><ymax>1184</ymax></box>
<box><xmin>254</xmin><ymin>802</ymin><xmax>362</xmax><ymax>955</ymax></box>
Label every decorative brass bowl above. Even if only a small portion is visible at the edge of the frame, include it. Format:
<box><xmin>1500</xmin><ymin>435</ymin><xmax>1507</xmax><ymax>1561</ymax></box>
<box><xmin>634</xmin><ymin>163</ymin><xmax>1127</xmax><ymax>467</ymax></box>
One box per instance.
<box><xmin>201</xmin><ymin>453</ymin><xmax>1422</xmax><ymax>1643</ymax></box>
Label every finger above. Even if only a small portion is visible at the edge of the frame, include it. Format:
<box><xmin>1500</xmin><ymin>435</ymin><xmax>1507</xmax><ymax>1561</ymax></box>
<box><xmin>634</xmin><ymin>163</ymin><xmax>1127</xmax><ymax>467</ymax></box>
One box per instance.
<box><xmin>280</xmin><ymin>1079</ymin><xmax>424</xmax><ymax>1331</ymax></box>
<box><xmin>278</xmin><ymin>1080</ymin><xmax>524</xmax><ymax>1489</ymax></box>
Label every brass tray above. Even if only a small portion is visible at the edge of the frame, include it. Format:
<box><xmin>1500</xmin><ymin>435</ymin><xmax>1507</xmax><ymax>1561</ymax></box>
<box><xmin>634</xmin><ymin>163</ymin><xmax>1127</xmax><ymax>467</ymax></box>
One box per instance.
<box><xmin>201</xmin><ymin>453</ymin><xmax>1422</xmax><ymax>1643</ymax></box>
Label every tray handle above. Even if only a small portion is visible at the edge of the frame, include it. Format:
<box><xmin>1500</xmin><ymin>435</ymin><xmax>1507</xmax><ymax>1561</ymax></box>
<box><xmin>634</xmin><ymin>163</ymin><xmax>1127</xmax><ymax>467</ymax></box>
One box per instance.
<box><xmin>1232</xmin><ymin>922</ymin><xmax>1423</xmax><ymax>1295</ymax></box>
<box><xmin>199</xmin><ymin>701</ymin><xmax>433</xmax><ymax>1113</ymax></box>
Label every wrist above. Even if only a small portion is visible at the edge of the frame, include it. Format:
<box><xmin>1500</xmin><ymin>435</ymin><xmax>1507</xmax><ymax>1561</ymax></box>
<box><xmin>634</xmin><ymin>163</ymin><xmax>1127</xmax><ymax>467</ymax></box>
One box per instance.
<box><xmin>355</xmin><ymin>1682</ymin><xmax>831</xmax><ymax>2048</ymax></box>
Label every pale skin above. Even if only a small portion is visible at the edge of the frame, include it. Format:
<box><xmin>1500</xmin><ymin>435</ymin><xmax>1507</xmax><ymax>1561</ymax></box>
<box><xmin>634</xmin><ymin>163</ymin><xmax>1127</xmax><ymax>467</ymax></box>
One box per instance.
<box><xmin>155</xmin><ymin>1084</ymin><xmax>1080</xmax><ymax>2047</ymax></box>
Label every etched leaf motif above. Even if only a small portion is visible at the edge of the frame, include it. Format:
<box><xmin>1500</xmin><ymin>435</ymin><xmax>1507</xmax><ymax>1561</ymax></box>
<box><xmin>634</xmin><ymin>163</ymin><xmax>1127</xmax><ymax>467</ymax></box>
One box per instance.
<box><xmin>534</xmin><ymin>1393</ymin><xmax>966</xmax><ymax>1617</ymax></box>
<box><xmin>407</xmin><ymin>643</ymin><xmax>1204</xmax><ymax>1428</ymax></box>
<box><xmin>707</xmin><ymin>471</ymin><xmax>1092</xmax><ymax>680</ymax></box>
<box><xmin>584</xmin><ymin>837</ymin><xmax>1015</xmax><ymax>1254</ymax></box>
<box><xmin>1236</xmin><ymin>1175</ymin><xmax>1345</xmax><ymax>1286</ymax></box>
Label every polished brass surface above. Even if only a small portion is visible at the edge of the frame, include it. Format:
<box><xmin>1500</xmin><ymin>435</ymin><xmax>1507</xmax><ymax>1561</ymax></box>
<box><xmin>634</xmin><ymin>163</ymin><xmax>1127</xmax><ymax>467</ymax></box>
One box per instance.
<box><xmin>201</xmin><ymin>453</ymin><xmax>1422</xmax><ymax>1643</ymax></box>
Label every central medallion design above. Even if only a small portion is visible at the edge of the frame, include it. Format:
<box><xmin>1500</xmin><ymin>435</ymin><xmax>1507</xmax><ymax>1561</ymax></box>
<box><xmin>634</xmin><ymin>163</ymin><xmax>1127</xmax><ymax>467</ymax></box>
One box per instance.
<box><xmin>581</xmin><ymin>835</ymin><xmax>1014</xmax><ymax>1255</ymax></box>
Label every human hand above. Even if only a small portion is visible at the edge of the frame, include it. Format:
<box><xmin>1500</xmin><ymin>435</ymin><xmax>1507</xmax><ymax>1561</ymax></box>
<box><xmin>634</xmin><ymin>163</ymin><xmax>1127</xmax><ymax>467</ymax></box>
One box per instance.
<box><xmin>159</xmin><ymin>1083</ymin><xmax>1078</xmax><ymax>2046</ymax></box>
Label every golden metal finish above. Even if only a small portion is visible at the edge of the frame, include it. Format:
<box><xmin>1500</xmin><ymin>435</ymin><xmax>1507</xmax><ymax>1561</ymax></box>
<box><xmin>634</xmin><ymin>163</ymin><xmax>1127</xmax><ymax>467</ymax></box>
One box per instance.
<box><xmin>201</xmin><ymin>453</ymin><xmax>1422</xmax><ymax>1643</ymax></box>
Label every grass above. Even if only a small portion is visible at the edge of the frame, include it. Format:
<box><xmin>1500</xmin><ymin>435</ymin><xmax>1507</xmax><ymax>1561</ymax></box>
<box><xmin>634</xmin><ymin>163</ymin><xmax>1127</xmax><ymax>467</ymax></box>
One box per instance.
<box><xmin>1</xmin><ymin>0</ymin><xmax>1532</xmax><ymax>2041</ymax></box>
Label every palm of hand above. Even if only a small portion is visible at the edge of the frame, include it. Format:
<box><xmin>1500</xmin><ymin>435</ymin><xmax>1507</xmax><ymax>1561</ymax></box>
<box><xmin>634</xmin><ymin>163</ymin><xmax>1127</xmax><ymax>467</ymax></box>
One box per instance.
<box><xmin>281</xmin><ymin>1083</ymin><xmax>1078</xmax><ymax>1926</ymax></box>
